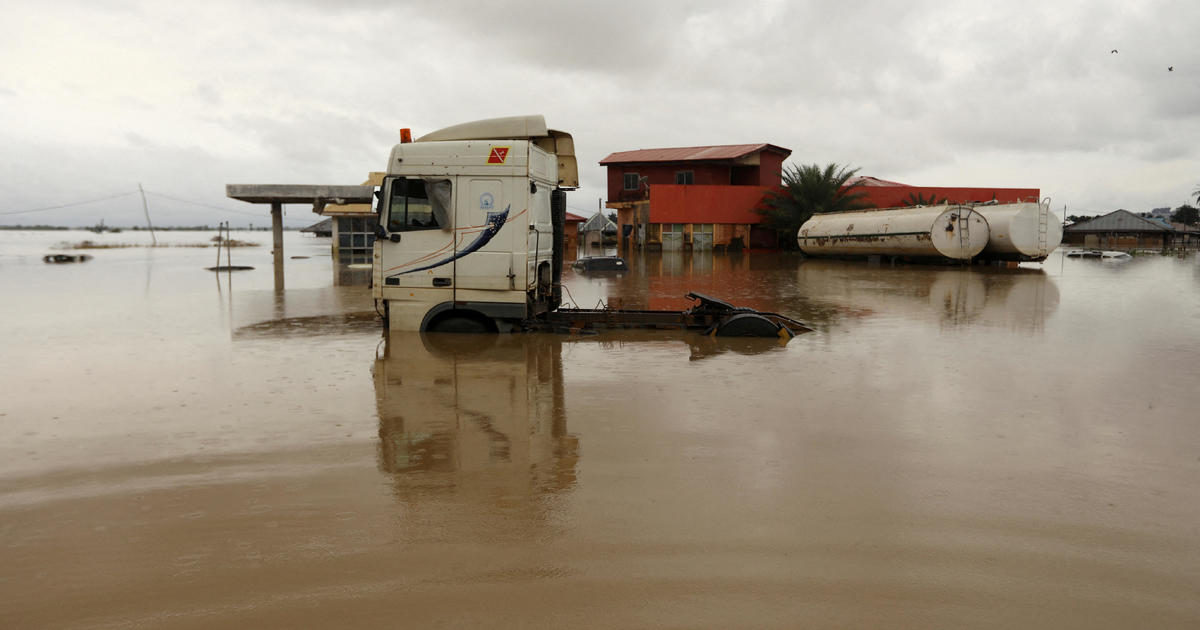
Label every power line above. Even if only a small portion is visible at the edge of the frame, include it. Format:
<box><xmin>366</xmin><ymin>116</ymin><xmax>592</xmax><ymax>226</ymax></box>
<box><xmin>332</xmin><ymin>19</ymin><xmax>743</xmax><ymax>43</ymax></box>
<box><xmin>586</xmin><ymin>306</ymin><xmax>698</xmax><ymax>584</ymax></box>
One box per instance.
<box><xmin>0</xmin><ymin>191</ymin><xmax>139</xmax><ymax>216</ymax></box>
<box><xmin>142</xmin><ymin>190</ymin><xmax>311</xmax><ymax>224</ymax></box>
<box><xmin>1</xmin><ymin>188</ymin><xmax>315</xmax><ymax>226</ymax></box>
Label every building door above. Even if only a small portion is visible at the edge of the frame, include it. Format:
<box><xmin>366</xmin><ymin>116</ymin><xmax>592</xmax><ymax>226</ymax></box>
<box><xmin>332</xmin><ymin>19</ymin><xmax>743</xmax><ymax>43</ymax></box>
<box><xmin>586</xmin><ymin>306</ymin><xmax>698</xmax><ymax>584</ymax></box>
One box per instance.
<box><xmin>662</xmin><ymin>223</ymin><xmax>684</xmax><ymax>251</ymax></box>
<box><xmin>454</xmin><ymin>177</ymin><xmax>519</xmax><ymax>291</ymax></box>
<box><xmin>693</xmin><ymin>223</ymin><xmax>713</xmax><ymax>251</ymax></box>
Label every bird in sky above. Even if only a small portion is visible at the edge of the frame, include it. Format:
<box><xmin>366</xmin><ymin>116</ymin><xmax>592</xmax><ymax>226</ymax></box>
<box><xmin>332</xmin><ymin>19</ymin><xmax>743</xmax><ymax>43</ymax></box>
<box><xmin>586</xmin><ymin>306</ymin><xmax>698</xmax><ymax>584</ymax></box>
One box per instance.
<box><xmin>1111</xmin><ymin>49</ymin><xmax>1118</xmax><ymax>53</ymax></box>
<box><xmin>1168</xmin><ymin>66</ymin><xmax>1174</xmax><ymax>71</ymax></box>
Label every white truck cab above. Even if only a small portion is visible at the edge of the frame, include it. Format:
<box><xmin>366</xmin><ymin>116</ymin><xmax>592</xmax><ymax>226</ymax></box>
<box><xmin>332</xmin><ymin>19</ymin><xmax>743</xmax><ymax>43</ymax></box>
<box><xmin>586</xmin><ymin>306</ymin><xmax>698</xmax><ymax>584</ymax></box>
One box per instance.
<box><xmin>371</xmin><ymin>115</ymin><xmax>807</xmax><ymax>339</ymax></box>
<box><xmin>372</xmin><ymin>115</ymin><xmax>577</xmax><ymax>332</ymax></box>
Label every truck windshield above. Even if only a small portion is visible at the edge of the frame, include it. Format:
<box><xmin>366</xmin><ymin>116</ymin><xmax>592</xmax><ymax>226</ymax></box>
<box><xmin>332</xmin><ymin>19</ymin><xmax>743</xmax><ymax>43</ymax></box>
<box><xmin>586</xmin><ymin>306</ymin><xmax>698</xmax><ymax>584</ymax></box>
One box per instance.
<box><xmin>386</xmin><ymin>178</ymin><xmax>451</xmax><ymax>231</ymax></box>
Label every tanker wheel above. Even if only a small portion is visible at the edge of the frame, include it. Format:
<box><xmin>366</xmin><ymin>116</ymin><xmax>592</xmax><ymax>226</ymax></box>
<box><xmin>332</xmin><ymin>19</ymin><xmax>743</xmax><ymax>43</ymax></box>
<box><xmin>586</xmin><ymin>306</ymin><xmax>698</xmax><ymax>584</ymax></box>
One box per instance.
<box><xmin>713</xmin><ymin>313</ymin><xmax>783</xmax><ymax>338</ymax></box>
<box><xmin>429</xmin><ymin>315</ymin><xmax>491</xmax><ymax>334</ymax></box>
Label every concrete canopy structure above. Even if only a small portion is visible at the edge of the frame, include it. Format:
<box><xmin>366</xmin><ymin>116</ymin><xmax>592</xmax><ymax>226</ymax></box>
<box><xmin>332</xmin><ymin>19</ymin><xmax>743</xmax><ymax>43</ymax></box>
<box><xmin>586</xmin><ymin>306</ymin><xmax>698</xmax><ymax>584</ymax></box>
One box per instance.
<box><xmin>226</xmin><ymin>184</ymin><xmax>375</xmax><ymax>289</ymax></box>
<box><xmin>225</xmin><ymin>184</ymin><xmax>375</xmax><ymax>206</ymax></box>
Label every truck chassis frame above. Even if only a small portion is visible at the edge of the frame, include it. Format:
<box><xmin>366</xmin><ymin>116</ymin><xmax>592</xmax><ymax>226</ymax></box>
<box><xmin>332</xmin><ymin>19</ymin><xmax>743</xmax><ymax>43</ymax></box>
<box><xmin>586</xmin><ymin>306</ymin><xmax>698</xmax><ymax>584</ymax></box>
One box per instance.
<box><xmin>528</xmin><ymin>292</ymin><xmax>810</xmax><ymax>338</ymax></box>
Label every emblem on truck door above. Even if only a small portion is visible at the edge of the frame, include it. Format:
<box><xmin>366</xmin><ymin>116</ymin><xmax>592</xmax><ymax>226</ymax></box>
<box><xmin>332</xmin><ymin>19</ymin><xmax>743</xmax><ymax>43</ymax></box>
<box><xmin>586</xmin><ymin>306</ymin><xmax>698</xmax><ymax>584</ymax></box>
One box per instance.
<box><xmin>389</xmin><ymin>205</ymin><xmax>512</xmax><ymax>276</ymax></box>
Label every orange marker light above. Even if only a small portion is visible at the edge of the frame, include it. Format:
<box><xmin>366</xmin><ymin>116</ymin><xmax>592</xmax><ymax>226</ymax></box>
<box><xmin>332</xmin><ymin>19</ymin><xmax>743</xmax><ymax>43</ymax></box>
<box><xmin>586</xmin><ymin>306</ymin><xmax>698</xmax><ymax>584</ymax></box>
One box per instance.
<box><xmin>400</xmin><ymin>128</ymin><xmax>412</xmax><ymax>143</ymax></box>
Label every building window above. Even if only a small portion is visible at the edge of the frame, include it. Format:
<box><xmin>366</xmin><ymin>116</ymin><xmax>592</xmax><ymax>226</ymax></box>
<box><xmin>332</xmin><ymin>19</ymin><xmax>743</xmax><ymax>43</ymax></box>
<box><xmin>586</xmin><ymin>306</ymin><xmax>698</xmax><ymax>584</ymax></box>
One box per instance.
<box><xmin>623</xmin><ymin>173</ymin><xmax>641</xmax><ymax>190</ymax></box>
<box><xmin>675</xmin><ymin>170</ymin><xmax>694</xmax><ymax>185</ymax></box>
<box><xmin>336</xmin><ymin>215</ymin><xmax>377</xmax><ymax>264</ymax></box>
<box><xmin>665</xmin><ymin>223</ymin><xmax>684</xmax><ymax>233</ymax></box>
<box><xmin>695</xmin><ymin>223</ymin><xmax>713</xmax><ymax>233</ymax></box>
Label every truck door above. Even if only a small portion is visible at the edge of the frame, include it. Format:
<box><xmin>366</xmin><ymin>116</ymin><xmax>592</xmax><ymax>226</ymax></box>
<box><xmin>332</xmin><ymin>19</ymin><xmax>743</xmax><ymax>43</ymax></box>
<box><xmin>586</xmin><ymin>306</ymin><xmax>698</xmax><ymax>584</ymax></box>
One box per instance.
<box><xmin>453</xmin><ymin>177</ymin><xmax>520</xmax><ymax>292</ymax></box>
<box><xmin>379</xmin><ymin>176</ymin><xmax>457</xmax><ymax>295</ymax></box>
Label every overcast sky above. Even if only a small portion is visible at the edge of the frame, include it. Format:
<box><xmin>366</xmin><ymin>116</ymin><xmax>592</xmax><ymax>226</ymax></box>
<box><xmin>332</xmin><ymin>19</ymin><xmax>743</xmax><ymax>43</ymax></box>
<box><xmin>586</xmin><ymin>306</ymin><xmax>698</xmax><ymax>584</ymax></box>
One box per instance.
<box><xmin>2</xmin><ymin>0</ymin><xmax>1197</xmax><ymax>227</ymax></box>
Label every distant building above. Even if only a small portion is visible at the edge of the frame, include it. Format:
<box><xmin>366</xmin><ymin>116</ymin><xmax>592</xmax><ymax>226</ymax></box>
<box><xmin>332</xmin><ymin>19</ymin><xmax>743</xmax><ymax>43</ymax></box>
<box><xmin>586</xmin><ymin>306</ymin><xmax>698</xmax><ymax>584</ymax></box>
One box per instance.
<box><xmin>601</xmin><ymin>143</ymin><xmax>792</xmax><ymax>251</ymax></box>
<box><xmin>1063</xmin><ymin>209</ymin><xmax>1178</xmax><ymax>249</ymax></box>
<box><xmin>319</xmin><ymin>173</ymin><xmax>384</xmax><ymax>266</ymax></box>
<box><xmin>579</xmin><ymin>212</ymin><xmax>617</xmax><ymax>253</ymax></box>
<box><xmin>301</xmin><ymin>218</ymin><xmax>333</xmax><ymax>237</ymax></box>
<box><xmin>564</xmin><ymin>211</ymin><xmax>586</xmax><ymax>259</ymax></box>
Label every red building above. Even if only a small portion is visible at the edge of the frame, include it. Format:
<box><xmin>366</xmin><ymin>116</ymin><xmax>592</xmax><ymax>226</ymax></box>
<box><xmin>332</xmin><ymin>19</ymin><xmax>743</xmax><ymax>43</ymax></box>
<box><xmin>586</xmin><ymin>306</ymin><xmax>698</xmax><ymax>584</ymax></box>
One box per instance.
<box><xmin>601</xmin><ymin>144</ymin><xmax>791</xmax><ymax>251</ymax></box>
<box><xmin>563</xmin><ymin>211</ymin><xmax>586</xmax><ymax>260</ymax></box>
<box><xmin>601</xmin><ymin>145</ymin><xmax>1039</xmax><ymax>252</ymax></box>
<box><xmin>846</xmin><ymin>176</ymin><xmax>1040</xmax><ymax>208</ymax></box>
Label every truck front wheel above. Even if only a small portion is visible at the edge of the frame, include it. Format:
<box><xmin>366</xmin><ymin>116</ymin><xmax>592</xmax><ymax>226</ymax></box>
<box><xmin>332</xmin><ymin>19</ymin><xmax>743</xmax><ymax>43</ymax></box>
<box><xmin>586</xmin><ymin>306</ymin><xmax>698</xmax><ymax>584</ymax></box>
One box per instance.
<box><xmin>427</xmin><ymin>315</ymin><xmax>492</xmax><ymax>334</ymax></box>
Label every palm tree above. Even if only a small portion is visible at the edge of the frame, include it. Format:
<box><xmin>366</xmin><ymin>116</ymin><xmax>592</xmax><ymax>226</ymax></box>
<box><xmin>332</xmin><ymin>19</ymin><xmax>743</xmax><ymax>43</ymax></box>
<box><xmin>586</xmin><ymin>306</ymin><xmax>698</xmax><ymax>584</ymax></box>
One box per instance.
<box><xmin>1193</xmin><ymin>184</ymin><xmax>1200</xmax><ymax>206</ymax></box>
<box><xmin>757</xmin><ymin>163</ymin><xmax>874</xmax><ymax>249</ymax></box>
<box><xmin>902</xmin><ymin>192</ymin><xmax>947</xmax><ymax>207</ymax></box>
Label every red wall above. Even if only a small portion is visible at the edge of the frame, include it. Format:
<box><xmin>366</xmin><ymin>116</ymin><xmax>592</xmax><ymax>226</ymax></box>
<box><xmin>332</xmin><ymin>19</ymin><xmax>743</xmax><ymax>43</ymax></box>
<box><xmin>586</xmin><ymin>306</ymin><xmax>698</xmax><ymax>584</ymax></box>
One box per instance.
<box><xmin>608</xmin><ymin>164</ymin><xmax>737</xmax><ymax>200</ymax></box>
<box><xmin>604</xmin><ymin>150</ymin><xmax>789</xmax><ymax>200</ymax></box>
<box><xmin>853</xmin><ymin>186</ymin><xmax>1040</xmax><ymax>209</ymax></box>
<box><xmin>649</xmin><ymin>185</ymin><xmax>773</xmax><ymax>224</ymax></box>
<box><xmin>646</xmin><ymin>183</ymin><xmax>1040</xmax><ymax>225</ymax></box>
<box><xmin>756</xmin><ymin>152</ymin><xmax>786</xmax><ymax>186</ymax></box>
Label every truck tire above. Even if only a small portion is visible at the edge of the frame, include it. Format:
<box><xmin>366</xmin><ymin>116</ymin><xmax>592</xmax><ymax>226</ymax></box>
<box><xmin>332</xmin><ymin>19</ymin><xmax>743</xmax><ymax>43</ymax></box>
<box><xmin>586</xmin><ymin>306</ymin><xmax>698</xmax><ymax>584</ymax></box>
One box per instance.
<box><xmin>428</xmin><ymin>315</ymin><xmax>491</xmax><ymax>334</ymax></box>
<box><xmin>712</xmin><ymin>313</ymin><xmax>782</xmax><ymax>338</ymax></box>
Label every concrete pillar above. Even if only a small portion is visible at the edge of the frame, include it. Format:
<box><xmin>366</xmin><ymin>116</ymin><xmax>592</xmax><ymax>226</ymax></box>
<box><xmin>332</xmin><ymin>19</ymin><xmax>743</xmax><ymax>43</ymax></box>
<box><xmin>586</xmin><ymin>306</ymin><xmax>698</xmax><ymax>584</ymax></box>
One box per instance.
<box><xmin>271</xmin><ymin>201</ymin><xmax>284</xmax><ymax>292</ymax></box>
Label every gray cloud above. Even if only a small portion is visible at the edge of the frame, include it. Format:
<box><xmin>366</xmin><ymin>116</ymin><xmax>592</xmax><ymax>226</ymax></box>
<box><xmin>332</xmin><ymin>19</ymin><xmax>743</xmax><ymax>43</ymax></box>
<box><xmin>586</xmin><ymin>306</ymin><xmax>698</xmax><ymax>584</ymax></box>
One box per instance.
<box><xmin>2</xmin><ymin>0</ymin><xmax>1198</xmax><ymax>224</ymax></box>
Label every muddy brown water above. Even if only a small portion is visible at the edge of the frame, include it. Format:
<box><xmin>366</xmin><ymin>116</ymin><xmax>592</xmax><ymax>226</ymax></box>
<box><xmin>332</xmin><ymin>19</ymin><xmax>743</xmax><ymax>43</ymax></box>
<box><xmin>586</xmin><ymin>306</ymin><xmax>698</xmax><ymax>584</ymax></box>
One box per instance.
<box><xmin>2</xmin><ymin>232</ymin><xmax>1199</xmax><ymax>628</ymax></box>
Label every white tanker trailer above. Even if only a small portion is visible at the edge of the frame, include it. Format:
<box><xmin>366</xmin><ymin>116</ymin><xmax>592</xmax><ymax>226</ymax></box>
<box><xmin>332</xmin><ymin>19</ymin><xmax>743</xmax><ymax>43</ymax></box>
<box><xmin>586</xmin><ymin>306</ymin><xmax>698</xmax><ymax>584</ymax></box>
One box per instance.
<box><xmin>797</xmin><ymin>205</ymin><xmax>990</xmax><ymax>261</ymax></box>
<box><xmin>973</xmin><ymin>200</ymin><xmax>1061</xmax><ymax>262</ymax></box>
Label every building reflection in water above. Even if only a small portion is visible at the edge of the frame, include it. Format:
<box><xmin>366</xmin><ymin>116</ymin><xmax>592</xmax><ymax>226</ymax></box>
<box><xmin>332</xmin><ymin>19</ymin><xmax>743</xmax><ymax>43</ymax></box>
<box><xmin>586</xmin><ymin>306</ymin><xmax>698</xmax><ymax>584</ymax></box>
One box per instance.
<box><xmin>373</xmin><ymin>333</ymin><xmax>579</xmax><ymax>506</ymax></box>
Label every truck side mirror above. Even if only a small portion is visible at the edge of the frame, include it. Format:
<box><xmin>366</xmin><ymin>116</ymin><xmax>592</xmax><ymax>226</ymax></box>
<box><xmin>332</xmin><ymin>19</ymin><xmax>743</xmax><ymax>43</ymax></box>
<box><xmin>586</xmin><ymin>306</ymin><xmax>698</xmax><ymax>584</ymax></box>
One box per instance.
<box><xmin>374</xmin><ymin>224</ymin><xmax>388</xmax><ymax>239</ymax></box>
<box><xmin>389</xmin><ymin>233</ymin><xmax>401</xmax><ymax>243</ymax></box>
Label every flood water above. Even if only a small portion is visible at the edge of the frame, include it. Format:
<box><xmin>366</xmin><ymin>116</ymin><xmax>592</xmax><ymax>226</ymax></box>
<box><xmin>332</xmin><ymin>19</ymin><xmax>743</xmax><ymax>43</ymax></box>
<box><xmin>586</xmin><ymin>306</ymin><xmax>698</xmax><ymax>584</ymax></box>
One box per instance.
<box><xmin>2</xmin><ymin>230</ymin><xmax>1199</xmax><ymax>628</ymax></box>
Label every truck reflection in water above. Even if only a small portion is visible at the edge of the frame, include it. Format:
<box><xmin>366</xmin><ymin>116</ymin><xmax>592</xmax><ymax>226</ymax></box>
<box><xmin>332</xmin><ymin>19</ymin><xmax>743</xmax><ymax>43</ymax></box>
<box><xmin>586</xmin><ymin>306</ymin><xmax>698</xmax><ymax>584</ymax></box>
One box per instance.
<box><xmin>373</xmin><ymin>333</ymin><xmax>579</xmax><ymax>501</ymax></box>
<box><xmin>684</xmin><ymin>334</ymin><xmax>794</xmax><ymax>361</ymax></box>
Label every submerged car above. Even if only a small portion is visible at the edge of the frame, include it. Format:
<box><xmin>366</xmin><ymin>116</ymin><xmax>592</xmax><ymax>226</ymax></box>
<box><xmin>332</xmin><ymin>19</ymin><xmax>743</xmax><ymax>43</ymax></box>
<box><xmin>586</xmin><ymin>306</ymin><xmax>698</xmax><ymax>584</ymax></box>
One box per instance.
<box><xmin>572</xmin><ymin>256</ymin><xmax>627</xmax><ymax>272</ymax></box>
<box><xmin>1066</xmin><ymin>249</ymin><xmax>1132</xmax><ymax>260</ymax></box>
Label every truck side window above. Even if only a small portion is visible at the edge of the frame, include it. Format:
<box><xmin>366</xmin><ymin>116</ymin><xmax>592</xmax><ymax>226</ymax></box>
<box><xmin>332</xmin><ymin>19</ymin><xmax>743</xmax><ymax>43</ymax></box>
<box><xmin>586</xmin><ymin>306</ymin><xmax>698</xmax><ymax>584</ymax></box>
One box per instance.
<box><xmin>386</xmin><ymin>178</ymin><xmax>451</xmax><ymax>232</ymax></box>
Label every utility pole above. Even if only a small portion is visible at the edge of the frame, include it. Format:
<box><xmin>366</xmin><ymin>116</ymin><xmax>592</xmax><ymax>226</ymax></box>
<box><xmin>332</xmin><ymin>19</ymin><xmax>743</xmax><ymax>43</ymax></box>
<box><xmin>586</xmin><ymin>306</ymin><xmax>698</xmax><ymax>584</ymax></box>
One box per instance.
<box><xmin>138</xmin><ymin>183</ymin><xmax>157</xmax><ymax>246</ymax></box>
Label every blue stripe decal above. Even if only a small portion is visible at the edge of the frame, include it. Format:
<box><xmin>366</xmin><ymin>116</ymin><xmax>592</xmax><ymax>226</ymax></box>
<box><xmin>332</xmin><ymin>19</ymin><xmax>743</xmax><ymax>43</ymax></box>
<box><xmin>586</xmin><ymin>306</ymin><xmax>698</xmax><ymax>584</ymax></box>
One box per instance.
<box><xmin>394</xmin><ymin>205</ymin><xmax>510</xmax><ymax>276</ymax></box>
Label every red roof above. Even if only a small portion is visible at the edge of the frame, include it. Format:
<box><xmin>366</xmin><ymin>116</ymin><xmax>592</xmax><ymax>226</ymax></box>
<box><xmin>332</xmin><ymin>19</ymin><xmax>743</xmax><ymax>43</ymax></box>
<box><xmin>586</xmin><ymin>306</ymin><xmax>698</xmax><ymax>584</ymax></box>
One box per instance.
<box><xmin>599</xmin><ymin>143</ymin><xmax>791</xmax><ymax>165</ymax></box>
<box><xmin>846</xmin><ymin>176</ymin><xmax>911</xmax><ymax>187</ymax></box>
<box><xmin>564</xmin><ymin>211</ymin><xmax>587</xmax><ymax>223</ymax></box>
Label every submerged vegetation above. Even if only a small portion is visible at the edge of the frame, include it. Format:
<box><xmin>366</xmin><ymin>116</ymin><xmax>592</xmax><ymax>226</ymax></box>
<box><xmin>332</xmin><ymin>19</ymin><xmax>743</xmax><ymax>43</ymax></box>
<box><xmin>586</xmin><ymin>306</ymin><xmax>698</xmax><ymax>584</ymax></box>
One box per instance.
<box><xmin>56</xmin><ymin>240</ymin><xmax>260</xmax><ymax>250</ymax></box>
<box><xmin>757</xmin><ymin>163</ymin><xmax>874</xmax><ymax>250</ymax></box>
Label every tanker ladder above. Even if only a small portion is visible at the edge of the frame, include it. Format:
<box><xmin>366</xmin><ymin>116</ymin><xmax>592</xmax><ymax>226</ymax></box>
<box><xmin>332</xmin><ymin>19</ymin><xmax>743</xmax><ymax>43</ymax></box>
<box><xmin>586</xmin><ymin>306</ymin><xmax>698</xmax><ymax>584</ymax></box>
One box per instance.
<box><xmin>1037</xmin><ymin>197</ymin><xmax>1052</xmax><ymax>257</ymax></box>
<box><xmin>957</xmin><ymin>209</ymin><xmax>972</xmax><ymax>261</ymax></box>
<box><xmin>532</xmin><ymin>292</ymin><xmax>811</xmax><ymax>339</ymax></box>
